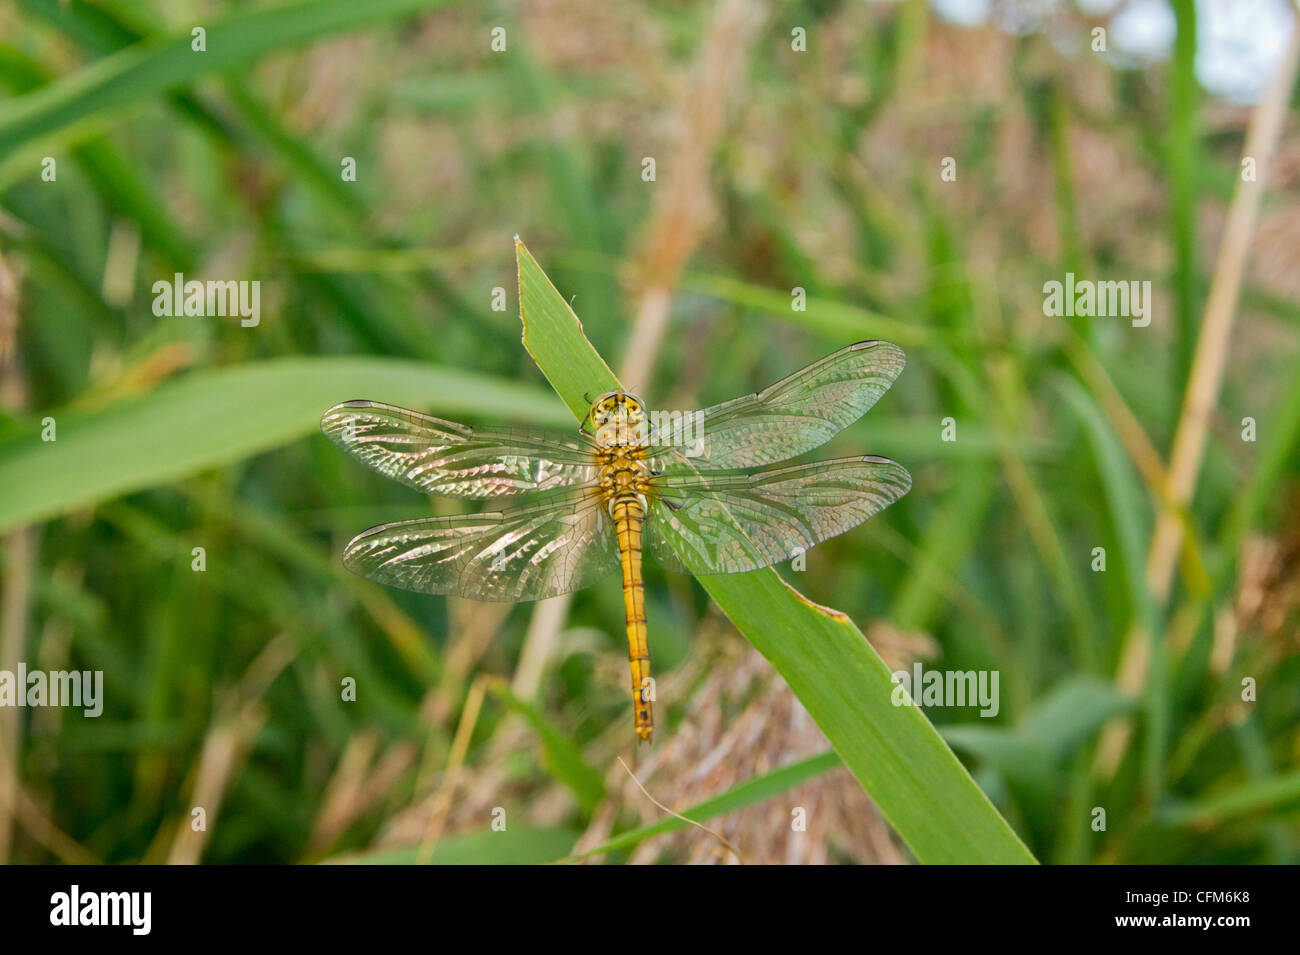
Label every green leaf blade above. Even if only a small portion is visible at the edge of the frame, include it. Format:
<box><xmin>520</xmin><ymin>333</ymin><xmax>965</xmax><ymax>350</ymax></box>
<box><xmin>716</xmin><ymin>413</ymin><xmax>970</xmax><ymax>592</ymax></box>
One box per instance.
<box><xmin>0</xmin><ymin>357</ymin><xmax>570</xmax><ymax>533</ymax></box>
<box><xmin>513</xmin><ymin>239</ymin><xmax>1036</xmax><ymax>864</ymax></box>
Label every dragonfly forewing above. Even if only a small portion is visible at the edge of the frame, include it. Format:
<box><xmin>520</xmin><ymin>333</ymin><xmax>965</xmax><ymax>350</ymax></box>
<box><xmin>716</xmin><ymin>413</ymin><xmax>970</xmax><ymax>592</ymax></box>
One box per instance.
<box><xmin>649</xmin><ymin>340</ymin><xmax>905</xmax><ymax>471</ymax></box>
<box><xmin>322</xmin><ymin>400</ymin><xmax>598</xmax><ymax>497</ymax></box>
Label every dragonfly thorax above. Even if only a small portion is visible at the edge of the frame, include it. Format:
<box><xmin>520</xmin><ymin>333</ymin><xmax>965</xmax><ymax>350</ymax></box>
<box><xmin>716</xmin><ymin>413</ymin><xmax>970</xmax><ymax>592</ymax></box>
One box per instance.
<box><xmin>586</xmin><ymin>393</ymin><xmax>652</xmax><ymax>515</ymax></box>
<box><xmin>597</xmin><ymin>445</ymin><xmax>651</xmax><ymax>511</ymax></box>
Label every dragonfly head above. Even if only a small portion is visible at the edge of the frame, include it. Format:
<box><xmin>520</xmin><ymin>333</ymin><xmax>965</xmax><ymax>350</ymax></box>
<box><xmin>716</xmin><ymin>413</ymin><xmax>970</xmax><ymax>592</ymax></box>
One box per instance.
<box><xmin>586</xmin><ymin>391</ymin><xmax>649</xmax><ymax>447</ymax></box>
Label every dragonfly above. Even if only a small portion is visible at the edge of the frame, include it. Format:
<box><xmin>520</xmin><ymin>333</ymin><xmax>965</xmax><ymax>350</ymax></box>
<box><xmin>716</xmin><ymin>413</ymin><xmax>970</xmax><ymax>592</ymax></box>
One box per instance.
<box><xmin>321</xmin><ymin>340</ymin><xmax>911</xmax><ymax>742</ymax></box>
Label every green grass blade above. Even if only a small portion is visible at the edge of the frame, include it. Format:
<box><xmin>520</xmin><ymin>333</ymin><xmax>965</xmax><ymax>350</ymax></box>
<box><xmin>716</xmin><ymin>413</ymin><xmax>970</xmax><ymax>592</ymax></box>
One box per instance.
<box><xmin>518</xmin><ymin>238</ymin><xmax>620</xmax><ymax>421</ymax></box>
<box><xmin>0</xmin><ymin>357</ymin><xmax>570</xmax><ymax>533</ymax></box>
<box><xmin>1056</xmin><ymin>377</ymin><xmax>1168</xmax><ymax>798</ymax></box>
<box><xmin>516</xmin><ymin>238</ymin><xmax>1036</xmax><ymax>864</ymax></box>
<box><xmin>1021</xmin><ymin>677</ymin><xmax>1137</xmax><ymax>756</ymax></box>
<box><xmin>1055</xmin><ymin>377</ymin><xmax>1156</xmax><ymax>637</ymax></box>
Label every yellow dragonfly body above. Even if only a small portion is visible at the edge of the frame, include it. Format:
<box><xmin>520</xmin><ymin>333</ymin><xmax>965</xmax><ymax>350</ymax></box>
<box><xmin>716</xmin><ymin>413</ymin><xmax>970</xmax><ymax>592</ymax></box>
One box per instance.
<box><xmin>322</xmin><ymin>341</ymin><xmax>910</xmax><ymax>741</ymax></box>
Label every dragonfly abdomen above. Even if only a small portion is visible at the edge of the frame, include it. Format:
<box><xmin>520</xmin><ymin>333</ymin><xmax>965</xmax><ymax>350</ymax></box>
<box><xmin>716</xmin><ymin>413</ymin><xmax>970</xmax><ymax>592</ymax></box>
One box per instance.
<box><xmin>612</xmin><ymin>496</ymin><xmax>653</xmax><ymax>742</ymax></box>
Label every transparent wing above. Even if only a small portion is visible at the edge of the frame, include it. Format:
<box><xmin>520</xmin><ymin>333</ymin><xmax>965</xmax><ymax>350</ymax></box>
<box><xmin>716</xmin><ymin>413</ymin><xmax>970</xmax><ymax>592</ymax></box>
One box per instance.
<box><xmin>322</xmin><ymin>400</ymin><xmax>598</xmax><ymax>497</ymax></box>
<box><xmin>342</xmin><ymin>488</ymin><xmax>619</xmax><ymax>601</ymax></box>
<box><xmin>649</xmin><ymin>341</ymin><xmax>905</xmax><ymax>471</ymax></box>
<box><xmin>645</xmin><ymin>456</ymin><xmax>911</xmax><ymax>575</ymax></box>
